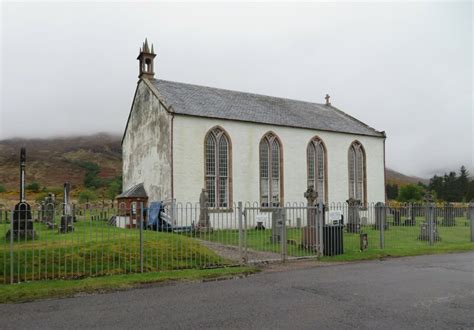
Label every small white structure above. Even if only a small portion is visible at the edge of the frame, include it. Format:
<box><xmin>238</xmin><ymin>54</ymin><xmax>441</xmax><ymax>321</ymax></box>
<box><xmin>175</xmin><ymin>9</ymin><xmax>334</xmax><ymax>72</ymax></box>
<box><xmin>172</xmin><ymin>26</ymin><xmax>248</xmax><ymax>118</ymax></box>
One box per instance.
<box><xmin>122</xmin><ymin>40</ymin><xmax>387</xmax><ymax>207</ymax></box>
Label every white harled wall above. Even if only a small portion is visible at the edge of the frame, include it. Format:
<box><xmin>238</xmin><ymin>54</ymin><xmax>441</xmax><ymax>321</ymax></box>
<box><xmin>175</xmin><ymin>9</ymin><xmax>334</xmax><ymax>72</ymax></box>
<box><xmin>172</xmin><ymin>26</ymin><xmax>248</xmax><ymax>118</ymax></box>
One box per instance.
<box><xmin>172</xmin><ymin>115</ymin><xmax>385</xmax><ymax>205</ymax></box>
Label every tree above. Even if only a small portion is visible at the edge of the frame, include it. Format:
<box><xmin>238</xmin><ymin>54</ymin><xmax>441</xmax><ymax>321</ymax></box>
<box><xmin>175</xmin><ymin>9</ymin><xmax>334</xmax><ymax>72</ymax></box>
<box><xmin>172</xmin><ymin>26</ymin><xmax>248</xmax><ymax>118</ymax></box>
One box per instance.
<box><xmin>458</xmin><ymin>166</ymin><xmax>469</xmax><ymax>201</ymax></box>
<box><xmin>26</xmin><ymin>182</ymin><xmax>40</xmax><ymax>193</ymax></box>
<box><xmin>106</xmin><ymin>179</ymin><xmax>122</xmax><ymax>203</ymax></box>
<box><xmin>0</xmin><ymin>184</ymin><xmax>6</xmax><ymax>193</ymax></box>
<box><xmin>79</xmin><ymin>161</ymin><xmax>102</xmax><ymax>189</ymax></box>
<box><xmin>386</xmin><ymin>184</ymin><xmax>398</xmax><ymax>200</ymax></box>
<box><xmin>78</xmin><ymin>189</ymin><xmax>98</xmax><ymax>204</ymax></box>
<box><xmin>398</xmin><ymin>184</ymin><xmax>425</xmax><ymax>202</ymax></box>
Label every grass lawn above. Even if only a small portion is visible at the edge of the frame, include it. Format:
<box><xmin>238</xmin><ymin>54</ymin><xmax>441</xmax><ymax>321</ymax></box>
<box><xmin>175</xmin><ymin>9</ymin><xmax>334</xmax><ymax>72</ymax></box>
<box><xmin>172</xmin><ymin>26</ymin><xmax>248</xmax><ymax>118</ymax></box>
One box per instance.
<box><xmin>0</xmin><ymin>218</ymin><xmax>232</xmax><ymax>283</ymax></box>
<box><xmin>0</xmin><ymin>266</ymin><xmax>258</xmax><ymax>303</ymax></box>
<box><xmin>197</xmin><ymin>216</ymin><xmax>474</xmax><ymax>262</ymax></box>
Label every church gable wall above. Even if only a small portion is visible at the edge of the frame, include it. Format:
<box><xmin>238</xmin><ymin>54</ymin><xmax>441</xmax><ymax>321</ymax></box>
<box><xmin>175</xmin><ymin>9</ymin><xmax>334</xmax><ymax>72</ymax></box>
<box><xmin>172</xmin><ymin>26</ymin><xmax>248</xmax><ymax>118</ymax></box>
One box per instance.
<box><xmin>122</xmin><ymin>81</ymin><xmax>172</xmax><ymax>202</ymax></box>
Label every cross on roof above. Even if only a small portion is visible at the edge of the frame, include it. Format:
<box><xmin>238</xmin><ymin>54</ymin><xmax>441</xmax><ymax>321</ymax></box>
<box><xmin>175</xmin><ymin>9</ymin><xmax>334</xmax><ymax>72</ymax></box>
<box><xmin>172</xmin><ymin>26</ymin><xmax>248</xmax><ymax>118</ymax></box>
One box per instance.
<box><xmin>325</xmin><ymin>94</ymin><xmax>331</xmax><ymax>106</ymax></box>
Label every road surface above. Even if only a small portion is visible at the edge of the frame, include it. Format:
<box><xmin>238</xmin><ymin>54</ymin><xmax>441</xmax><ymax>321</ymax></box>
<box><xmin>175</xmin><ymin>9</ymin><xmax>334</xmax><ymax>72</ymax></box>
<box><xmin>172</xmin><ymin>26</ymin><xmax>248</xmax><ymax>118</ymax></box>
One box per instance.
<box><xmin>2</xmin><ymin>253</ymin><xmax>473</xmax><ymax>329</ymax></box>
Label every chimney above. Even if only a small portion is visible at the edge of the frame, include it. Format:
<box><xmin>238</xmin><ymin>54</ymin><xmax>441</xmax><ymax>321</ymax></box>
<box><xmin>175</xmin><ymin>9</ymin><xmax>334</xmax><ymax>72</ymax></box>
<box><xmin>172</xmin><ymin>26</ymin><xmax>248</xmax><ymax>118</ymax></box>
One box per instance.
<box><xmin>137</xmin><ymin>38</ymin><xmax>156</xmax><ymax>79</ymax></box>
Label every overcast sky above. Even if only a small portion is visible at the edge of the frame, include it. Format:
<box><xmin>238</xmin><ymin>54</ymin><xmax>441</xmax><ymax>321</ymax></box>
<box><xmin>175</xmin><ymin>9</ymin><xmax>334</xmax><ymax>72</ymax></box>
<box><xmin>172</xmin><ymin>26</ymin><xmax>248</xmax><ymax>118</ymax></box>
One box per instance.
<box><xmin>1</xmin><ymin>1</ymin><xmax>472</xmax><ymax>178</ymax></box>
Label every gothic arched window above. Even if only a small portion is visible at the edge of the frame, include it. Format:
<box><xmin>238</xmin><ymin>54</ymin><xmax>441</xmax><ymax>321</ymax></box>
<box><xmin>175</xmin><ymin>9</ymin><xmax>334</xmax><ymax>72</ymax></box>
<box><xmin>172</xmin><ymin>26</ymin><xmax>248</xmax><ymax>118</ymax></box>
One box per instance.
<box><xmin>205</xmin><ymin>127</ymin><xmax>231</xmax><ymax>208</ymax></box>
<box><xmin>307</xmin><ymin>137</ymin><xmax>327</xmax><ymax>203</ymax></box>
<box><xmin>348</xmin><ymin>141</ymin><xmax>366</xmax><ymax>204</ymax></box>
<box><xmin>260</xmin><ymin>132</ymin><xmax>283</xmax><ymax>207</ymax></box>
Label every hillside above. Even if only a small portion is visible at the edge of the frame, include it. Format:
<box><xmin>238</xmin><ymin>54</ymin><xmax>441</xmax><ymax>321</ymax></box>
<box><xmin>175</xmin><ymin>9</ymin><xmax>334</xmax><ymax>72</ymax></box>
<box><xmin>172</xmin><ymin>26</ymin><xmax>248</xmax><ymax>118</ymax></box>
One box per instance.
<box><xmin>0</xmin><ymin>133</ymin><xmax>122</xmax><ymax>193</ymax></box>
<box><xmin>385</xmin><ymin>168</ymin><xmax>429</xmax><ymax>186</ymax></box>
<box><xmin>0</xmin><ymin>133</ymin><xmax>426</xmax><ymax>195</ymax></box>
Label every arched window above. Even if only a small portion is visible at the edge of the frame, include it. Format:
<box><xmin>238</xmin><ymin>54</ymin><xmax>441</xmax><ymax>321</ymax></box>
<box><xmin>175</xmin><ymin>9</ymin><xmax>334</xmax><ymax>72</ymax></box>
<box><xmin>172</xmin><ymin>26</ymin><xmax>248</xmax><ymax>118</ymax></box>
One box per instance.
<box><xmin>348</xmin><ymin>141</ymin><xmax>366</xmax><ymax>204</ymax></box>
<box><xmin>205</xmin><ymin>127</ymin><xmax>231</xmax><ymax>208</ymax></box>
<box><xmin>260</xmin><ymin>132</ymin><xmax>283</xmax><ymax>207</ymax></box>
<box><xmin>307</xmin><ymin>137</ymin><xmax>327</xmax><ymax>203</ymax></box>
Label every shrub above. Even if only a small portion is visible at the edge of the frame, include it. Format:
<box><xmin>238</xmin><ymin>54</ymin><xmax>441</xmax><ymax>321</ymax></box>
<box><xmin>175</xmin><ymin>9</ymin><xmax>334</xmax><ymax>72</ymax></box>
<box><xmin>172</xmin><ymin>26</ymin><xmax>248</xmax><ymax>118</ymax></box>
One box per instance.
<box><xmin>26</xmin><ymin>182</ymin><xmax>40</xmax><ymax>192</ymax></box>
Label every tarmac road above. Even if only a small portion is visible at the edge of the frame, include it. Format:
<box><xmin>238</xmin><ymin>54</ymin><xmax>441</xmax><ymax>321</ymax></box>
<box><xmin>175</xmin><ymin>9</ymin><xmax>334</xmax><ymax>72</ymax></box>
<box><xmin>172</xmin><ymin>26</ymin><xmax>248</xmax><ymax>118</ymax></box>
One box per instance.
<box><xmin>1</xmin><ymin>252</ymin><xmax>473</xmax><ymax>329</ymax></box>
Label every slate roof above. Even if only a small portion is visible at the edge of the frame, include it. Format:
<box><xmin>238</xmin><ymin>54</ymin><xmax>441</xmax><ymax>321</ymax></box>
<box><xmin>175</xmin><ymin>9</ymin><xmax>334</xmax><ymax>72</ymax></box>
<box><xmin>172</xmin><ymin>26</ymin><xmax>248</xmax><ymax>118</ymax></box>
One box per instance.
<box><xmin>151</xmin><ymin>79</ymin><xmax>384</xmax><ymax>137</ymax></box>
<box><xmin>117</xmin><ymin>183</ymin><xmax>147</xmax><ymax>198</ymax></box>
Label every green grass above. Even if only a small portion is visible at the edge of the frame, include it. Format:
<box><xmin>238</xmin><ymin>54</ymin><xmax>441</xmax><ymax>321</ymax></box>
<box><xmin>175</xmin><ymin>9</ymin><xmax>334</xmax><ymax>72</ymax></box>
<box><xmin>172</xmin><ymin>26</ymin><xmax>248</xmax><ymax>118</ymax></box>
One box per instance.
<box><xmin>0</xmin><ymin>266</ymin><xmax>258</xmax><ymax>303</ymax></box>
<box><xmin>0</xmin><ymin>217</ymin><xmax>231</xmax><ymax>283</ymax></box>
<box><xmin>197</xmin><ymin>216</ymin><xmax>474</xmax><ymax>262</ymax></box>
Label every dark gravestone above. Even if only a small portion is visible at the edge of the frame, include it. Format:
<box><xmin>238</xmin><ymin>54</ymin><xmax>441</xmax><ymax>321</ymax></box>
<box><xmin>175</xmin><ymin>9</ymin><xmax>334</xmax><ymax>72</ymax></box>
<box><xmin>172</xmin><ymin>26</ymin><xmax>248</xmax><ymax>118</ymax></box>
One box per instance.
<box><xmin>441</xmin><ymin>202</ymin><xmax>456</xmax><ymax>227</ymax></box>
<box><xmin>42</xmin><ymin>193</ymin><xmax>56</xmax><ymax>229</ymax></box>
<box><xmin>346</xmin><ymin>198</ymin><xmax>361</xmax><ymax>233</ymax></box>
<box><xmin>5</xmin><ymin>148</ymin><xmax>36</xmax><ymax>240</ymax></box>
<box><xmin>374</xmin><ymin>202</ymin><xmax>389</xmax><ymax>230</ymax></box>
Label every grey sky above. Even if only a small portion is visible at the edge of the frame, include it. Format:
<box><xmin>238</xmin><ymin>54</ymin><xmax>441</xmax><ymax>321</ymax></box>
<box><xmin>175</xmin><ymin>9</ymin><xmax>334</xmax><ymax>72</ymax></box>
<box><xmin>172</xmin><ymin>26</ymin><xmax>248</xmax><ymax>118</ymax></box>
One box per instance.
<box><xmin>1</xmin><ymin>1</ymin><xmax>472</xmax><ymax>178</ymax></box>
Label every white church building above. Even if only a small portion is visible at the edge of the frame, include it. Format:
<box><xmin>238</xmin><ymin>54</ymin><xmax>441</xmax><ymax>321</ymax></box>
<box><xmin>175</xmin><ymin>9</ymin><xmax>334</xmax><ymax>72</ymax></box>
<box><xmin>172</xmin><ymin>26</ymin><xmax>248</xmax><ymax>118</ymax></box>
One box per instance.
<box><xmin>122</xmin><ymin>40</ymin><xmax>387</xmax><ymax>208</ymax></box>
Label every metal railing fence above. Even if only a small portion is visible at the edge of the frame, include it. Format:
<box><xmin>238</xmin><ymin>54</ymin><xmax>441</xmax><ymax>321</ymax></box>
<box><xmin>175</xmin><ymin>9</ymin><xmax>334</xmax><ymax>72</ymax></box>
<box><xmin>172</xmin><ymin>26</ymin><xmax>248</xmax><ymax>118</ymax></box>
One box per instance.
<box><xmin>0</xmin><ymin>201</ymin><xmax>473</xmax><ymax>284</ymax></box>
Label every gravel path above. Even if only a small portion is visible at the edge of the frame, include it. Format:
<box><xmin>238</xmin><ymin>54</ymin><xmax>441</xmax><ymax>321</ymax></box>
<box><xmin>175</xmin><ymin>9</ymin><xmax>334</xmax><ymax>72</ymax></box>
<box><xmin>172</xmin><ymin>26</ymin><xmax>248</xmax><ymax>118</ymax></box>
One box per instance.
<box><xmin>197</xmin><ymin>239</ymin><xmax>282</xmax><ymax>263</ymax></box>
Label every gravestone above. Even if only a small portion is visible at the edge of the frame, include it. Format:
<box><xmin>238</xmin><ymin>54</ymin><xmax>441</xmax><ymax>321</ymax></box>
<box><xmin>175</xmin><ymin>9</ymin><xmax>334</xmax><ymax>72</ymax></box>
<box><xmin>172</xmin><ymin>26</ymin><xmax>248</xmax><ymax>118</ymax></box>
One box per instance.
<box><xmin>441</xmin><ymin>202</ymin><xmax>456</xmax><ymax>227</ymax></box>
<box><xmin>374</xmin><ymin>202</ymin><xmax>389</xmax><ymax>230</ymax></box>
<box><xmin>301</xmin><ymin>186</ymin><xmax>319</xmax><ymax>250</ymax></box>
<box><xmin>418</xmin><ymin>194</ymin><xmax>441</xmax><ymax>242</ymax></box>
<box><xmin>41</xmin><ymin>193</ymin><xmax>56</xmax><ymax>229</ymax></box>
<box><xmin>270</xmin><ymin>208</ymin><xmax>285</xmax><ymax>244</ymax></box>
<box><xmin>59</xmin><ymin>183</ymin><xmax>74</xmax><ymax>233</ymax></box>
<box><xmin>5</xmin><ymin>148</ymin><xmax>36</xmax><ymax>240</ymax></box>
<box><xmin>346</xmin><ymin>198</ymin><xmax>361</xmax><ymax>233</ymax></box>
<box><xmin>197</xmin><ymin>188</ymin><xmax>212</xmax><ymax>232</ymax></box>
<box><xmin>392</xmin><ymin>208</ymin><xmax>401</xmax><ymax>226</ymax></box>
<box><xmin>403</xmin><ymin>204</ymin><xmax>416</xmax><ymax>226</ymax></box>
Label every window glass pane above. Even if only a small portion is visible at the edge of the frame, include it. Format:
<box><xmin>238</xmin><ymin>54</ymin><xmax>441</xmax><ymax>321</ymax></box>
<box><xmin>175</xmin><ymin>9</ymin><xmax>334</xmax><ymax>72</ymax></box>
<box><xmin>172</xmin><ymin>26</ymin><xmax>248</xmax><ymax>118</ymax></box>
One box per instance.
<box><xmin>206</xmin><ymin>135</ymin><xmax>216</xmax><ymax>176</ymax></box>
<box><xmin>307</xmin><ymin>144</ymin><xmax>315</xmax><ymax>181</ymax></box>
<box><xmin>348</xmin><ymin>147</ymin><xmax>356</xmax><ymax>199</ymax></box>
<box><xmin>219</xmin><ymin>178</ymin><xmax>227</xmax><ymax>208</ymax></box>
<box><xmin>206</xmin><ymin>177</ymin><xmax>215</xmax><ymax>207</ymax></box>
<box><xmin>218</xmin><ymin>136</ymin><xmax>228</xmax><ymax>177</ymax></box>
<box><xmin>271</xmin><ymin>140</ymin><xmax>280</xmax><ymax>179</ymax></box>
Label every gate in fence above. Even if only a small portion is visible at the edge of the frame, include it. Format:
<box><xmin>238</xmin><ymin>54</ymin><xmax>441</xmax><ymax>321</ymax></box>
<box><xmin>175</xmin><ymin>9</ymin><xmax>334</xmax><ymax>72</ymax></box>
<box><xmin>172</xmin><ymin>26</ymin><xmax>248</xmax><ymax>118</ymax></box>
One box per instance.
<box><xmin>1</xmin><ymin>201</ymin><xmax>473</xmax><ymax>284</ymax></box>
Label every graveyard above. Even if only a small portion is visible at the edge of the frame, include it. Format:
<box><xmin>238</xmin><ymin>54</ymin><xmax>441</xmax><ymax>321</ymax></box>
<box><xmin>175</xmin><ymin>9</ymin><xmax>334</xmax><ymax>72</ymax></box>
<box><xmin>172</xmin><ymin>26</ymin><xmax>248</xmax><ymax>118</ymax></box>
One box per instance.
<box><xmin>0</xmin><ymin>213</ymin><xmax>229</xmax><ymax>283</ymax></box>
<box><xmin>198</xmin><ymin>213</ymin><xmax>472</xmax><ymax>261</ymax></box>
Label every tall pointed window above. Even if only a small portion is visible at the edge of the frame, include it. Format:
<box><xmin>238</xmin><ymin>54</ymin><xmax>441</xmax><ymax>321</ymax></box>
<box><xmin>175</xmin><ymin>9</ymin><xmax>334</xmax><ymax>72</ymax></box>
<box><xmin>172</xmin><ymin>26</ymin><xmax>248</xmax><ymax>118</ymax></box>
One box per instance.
<box><xmin>307</xmin><ymin>137</ymin><xmax>327</xmax><ymax>203</ymax></box>
<box><xmin>348</xmin><ymin>141</ymin><xmax>366</xmax><ymax>204</ymax></box>
<box><xmin>205</xmin><ymin>127</ymin><xmax>231</xmax><ymax>208</ymax></box>
<box><xmin>260</xmin><ymin>132</ymin><xmax>283</xmax><ymax>207</ymax></box>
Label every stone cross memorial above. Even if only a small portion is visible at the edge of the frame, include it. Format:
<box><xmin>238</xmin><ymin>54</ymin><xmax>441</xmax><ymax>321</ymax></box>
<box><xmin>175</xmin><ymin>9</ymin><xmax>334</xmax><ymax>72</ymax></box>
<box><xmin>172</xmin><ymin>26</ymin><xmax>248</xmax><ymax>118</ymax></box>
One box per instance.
<box><xmin>301</xmin><ymin>186</ymin><xmax>319</xmax><ymax>251</ymax></box>
<box><xmin>198</xmin><ymin>188</ymin><xmax>212</xmax><ymax>232</ymax></box>
<box><xmin>6</xmin><ymin>148</ymin><xmax>36</xmax><ymax>240</ymax></box>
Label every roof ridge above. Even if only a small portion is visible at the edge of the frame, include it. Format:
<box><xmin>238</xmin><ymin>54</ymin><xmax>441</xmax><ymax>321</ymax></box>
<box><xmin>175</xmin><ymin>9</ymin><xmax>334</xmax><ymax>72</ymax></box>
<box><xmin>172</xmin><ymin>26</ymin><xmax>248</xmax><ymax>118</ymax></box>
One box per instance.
<box><xmin>155</xmin><ymin>79</ymin><xmax>328</xmax><ymax>108</ymax></box>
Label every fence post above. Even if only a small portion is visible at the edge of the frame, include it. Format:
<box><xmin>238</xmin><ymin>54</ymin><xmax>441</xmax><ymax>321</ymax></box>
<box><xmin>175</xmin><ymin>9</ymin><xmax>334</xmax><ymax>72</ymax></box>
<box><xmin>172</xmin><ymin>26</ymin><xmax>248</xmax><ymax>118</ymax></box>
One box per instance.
<box><xmin>238</xmin><ymin>202</ymin><xmax>244</xmax><ymax>264</ymax></box>
<box><xmin>317</xmin><ymin>202</ymin><xmax>324</xmax><ymax>257</ymax></box>
<box><xmin>281</xmin><ymin>208</ymin><xmax>287</xmax><ymax>262</ymax></box>
<box><xmin>10</xmin><ymin>209</ymin><xmax>14</xmax><ymax>284</ymax></box>
<box><xmin>428</xmin><ymin>203</ymin><xmax>434</xmax><ymax>246</ymax></box>
<box><xmin>140</xmin><ymin>202</ymin><xmax>144</xmax><ymax>273</ymax></box>
<box><xmin>470</xmin><ymin>202</ymin><xmax>474</xmax><ymax>242</ymax></box>
<box><xmin>376</xmin><ymin>202</ymin><xmax>385</xmax><ymax>249</ymax></box>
